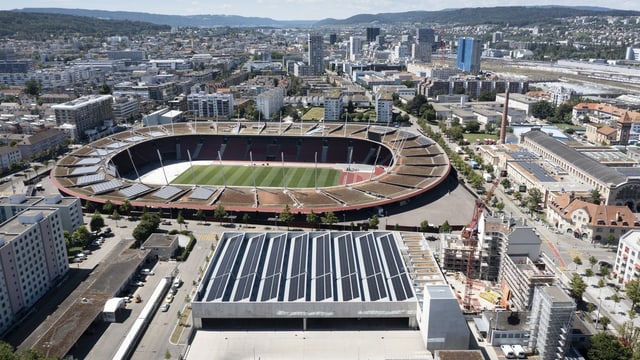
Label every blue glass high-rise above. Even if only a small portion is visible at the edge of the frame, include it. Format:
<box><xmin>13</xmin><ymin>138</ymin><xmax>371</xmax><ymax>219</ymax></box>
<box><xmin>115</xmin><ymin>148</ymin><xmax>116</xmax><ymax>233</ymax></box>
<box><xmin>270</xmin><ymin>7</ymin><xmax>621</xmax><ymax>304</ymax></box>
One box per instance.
<box><xmin>456</xmin><ymin>37</ymin><xmax>482</xmax><ymax>74</ymax></box>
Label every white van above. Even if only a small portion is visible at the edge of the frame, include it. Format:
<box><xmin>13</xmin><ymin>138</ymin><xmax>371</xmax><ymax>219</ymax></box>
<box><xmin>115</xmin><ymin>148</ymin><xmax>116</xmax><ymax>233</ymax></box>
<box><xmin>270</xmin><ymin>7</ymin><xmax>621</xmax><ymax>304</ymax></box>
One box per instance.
<box><xmin>501</xmin><ymin>345</ymin><xmax>515</xmax><ymax>359</ymax></box>
<box><xmin>141</xmin><ymin>268</ymin><xmax>154</xmax><ymax>276</ymax></box>
<box><xmin>173</xmin><ymin>277</ymin><xmax>182</xmax><ymax>288</ymax></box>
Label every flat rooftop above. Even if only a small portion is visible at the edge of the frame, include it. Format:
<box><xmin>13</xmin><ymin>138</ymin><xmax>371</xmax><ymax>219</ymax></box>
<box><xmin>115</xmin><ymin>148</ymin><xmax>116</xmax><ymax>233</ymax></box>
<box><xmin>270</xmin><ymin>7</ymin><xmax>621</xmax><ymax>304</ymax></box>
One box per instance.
<box><xmin>186</xmin><ymin>330</ymin><xmax>432</xmax><ymax>360</ymax></box>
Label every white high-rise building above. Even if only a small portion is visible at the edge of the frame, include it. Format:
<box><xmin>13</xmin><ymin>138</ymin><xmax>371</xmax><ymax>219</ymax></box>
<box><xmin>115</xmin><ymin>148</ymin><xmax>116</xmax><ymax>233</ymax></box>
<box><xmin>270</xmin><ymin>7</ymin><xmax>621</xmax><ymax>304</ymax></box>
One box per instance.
<box><xmin>527</xmin><ymin>285</ymin><xmax>575</xmax><ymax>360</ymax></box>
<box><xmin>324</xmin><ymin>91</ymin><xmax>343</xmax><ymax>121</ymax></box>
<box><xmin>255</xmin><ymin>87</ymin><xmax>285</xmax><ymax>121</ymax></box>
<box><xmin>0</xmin><ymin>208</ymin><xmax>70</xmax><ymax>334</ymax></box>
<box><xmin>375</xmin><ymin>92</ymin><xmax>393</xmax><ymax>124</ymax></box>
<box><xmin>349</xmin><ymin>37</ymin><xmax>363</xmax><ymax>61</ymax></box>
<box><xmin>187</xmin><ymin>92</ymin><xmax>234</xmax><ymax>119</ymax></box>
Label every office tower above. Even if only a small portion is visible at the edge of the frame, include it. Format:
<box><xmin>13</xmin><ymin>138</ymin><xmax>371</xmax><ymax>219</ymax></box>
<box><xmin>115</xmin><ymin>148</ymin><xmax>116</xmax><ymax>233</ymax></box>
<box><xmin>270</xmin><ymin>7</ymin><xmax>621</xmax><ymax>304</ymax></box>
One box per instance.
<box><xmin>456</xmin><ymin>37</ymin><xmax>482</xmax><ymax>74</ymax></box>
<box><xmin>366</xmin><ymin>27</ymin><xmax>380</xmax><ymax>42</ymax></box>
<box><xmin>416</xmin><ymin>28</ymin><xmax>435</xmax><ymax>44</ymax></box>
<box><xmin>307</xmin><ymin>33</ymin><xmax>324</xmax><ymax>76</ymax></box>
<box><xmin>528</xmin><ymin>286</ymin><xmax>575</xmax><ymax>360</ymax></box>
<box><xmin>349</xmin><ymin>36</ymin><xmax>362</xmax><ymax>61</ymax></box>
<box><xmin>492</xmin><ymin>32</ymin><xmax>503</xmax><ymax>44</ymax></box>
<box><xmin>52</xmin><ymin>95</ymin><xmax>114</xmax><ymax>141</ymax></box>
<box><xmin>329</xmin><ymin>33</ymin><xmax>337</xmax><ymax>45</ymax></box>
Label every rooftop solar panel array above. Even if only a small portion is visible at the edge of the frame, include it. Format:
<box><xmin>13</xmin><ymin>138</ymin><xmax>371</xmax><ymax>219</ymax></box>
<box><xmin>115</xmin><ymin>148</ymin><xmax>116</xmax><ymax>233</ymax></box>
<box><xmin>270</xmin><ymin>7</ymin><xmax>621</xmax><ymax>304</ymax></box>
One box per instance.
<box><xmin>70</xmin><ymin>165</ymin><xmax>101</xmax><ymax>176</ymax></box>
<box><xmin>148</xmin><ymin>131</ymin><xmax>166</xmax><ymax>137</ymax></box>
<box><xmin>124</xmin><ymin>135</ymin><xmax>147</xmax><ymax>142</ymax></box>
<box><xmin>76</xmin><ymin>173</ymin><xmax>106</xmax><ymax>186</ymax></box>
<box><xmin>75</xmin><ymin>158</ymin><xmax>102</xmax><ymax>166</ymax></box>
<box><xmin>91</xmin><ymin>179</ymin><xmax>123</xmax><ymax>194</ymax></box>
<box><xmin>189</xmin><ymin>186</ymin><xmax>216</xmax><ymax>200</ymax></box>
<box><xmin>119</xmin><ymin>183</ymin><xmax>152</xmax><ymax>199</ymax></box>
<box><xmin>152</xmin><ymin>186</ymin><xmax>182</xmax><ymax>200</ymax></box>
<box><xmin>202</xmin><ymin>232</ymin><xmax>414</xmax><ymax>304</ymax></box>
<box><xmin>106</xmin><ymin>141</ymin><xmax>128</xmax><ymax>149</ymax></box>
<box><xmin>89</xmin><ymin>149</ymin><xmax>111</xmax><ymax>157</ymax></box>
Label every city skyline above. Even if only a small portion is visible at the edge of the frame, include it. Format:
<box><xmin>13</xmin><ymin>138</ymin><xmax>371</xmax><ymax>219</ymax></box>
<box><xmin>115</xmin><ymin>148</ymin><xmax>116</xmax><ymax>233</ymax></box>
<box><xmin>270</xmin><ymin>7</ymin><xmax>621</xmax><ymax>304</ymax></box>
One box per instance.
<box><xmin>4</xmin><ymin>0</ymin><xmax>637</xmax><ymax>21</ymax></box>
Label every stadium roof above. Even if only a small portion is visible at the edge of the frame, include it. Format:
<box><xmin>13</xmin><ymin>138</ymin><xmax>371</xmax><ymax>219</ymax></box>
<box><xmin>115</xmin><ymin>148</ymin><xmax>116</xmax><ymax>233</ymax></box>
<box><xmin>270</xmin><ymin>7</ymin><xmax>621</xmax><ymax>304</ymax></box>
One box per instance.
<box><xmin>523</xmin><ymin>130</ymin><xmax>627</xmax><ymax>185</ymax></box>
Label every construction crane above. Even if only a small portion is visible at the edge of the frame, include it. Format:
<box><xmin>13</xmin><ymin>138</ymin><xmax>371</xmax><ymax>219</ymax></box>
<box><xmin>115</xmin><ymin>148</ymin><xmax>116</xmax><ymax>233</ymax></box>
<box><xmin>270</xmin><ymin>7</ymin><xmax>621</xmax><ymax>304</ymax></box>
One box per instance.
<box><xmin>463</xmin><ymin>177</ymin><xmax>500</xmax><ymax>311</ymax></box>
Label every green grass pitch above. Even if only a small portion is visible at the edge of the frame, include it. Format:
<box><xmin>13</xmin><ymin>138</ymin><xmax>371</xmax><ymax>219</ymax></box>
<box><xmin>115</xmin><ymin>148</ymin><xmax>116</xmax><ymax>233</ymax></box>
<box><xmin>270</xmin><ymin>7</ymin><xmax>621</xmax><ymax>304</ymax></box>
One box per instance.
<box><xmin>171</xmin><ymin>165</ymin><xmax>341</xmax><ymax>188</ymax></box>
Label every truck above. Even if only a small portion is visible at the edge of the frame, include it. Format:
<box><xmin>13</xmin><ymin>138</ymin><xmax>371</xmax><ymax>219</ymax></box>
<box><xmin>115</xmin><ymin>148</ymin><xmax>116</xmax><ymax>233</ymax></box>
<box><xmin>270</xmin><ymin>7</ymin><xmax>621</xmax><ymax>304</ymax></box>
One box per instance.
<box><xmin>500</xmin><ymin>345</ymin><xmax>515</xmax><ymax>359</ymax></box>
<box><xmin>511</xmin><ymin>344</ymin><xmax>526</xmax><ymax>359</ymax></box>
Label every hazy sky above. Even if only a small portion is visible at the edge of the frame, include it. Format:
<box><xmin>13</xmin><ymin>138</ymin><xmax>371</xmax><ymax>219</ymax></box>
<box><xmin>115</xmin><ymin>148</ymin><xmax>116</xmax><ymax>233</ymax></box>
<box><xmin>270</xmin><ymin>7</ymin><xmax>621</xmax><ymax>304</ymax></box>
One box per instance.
<box><xmin>6</xmin><ymin>0</ymin><xmax>638</xmax><ymax>20</ymax></box>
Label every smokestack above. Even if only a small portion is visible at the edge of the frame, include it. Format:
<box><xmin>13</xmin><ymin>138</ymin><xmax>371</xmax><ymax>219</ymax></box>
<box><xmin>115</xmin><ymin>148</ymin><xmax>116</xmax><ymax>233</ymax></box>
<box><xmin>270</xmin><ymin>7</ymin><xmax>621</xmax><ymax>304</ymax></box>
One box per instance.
<box><xmin>499</xmin><ymin>88</ymin><xmax>509</xmax><ymax>144</ymax></box>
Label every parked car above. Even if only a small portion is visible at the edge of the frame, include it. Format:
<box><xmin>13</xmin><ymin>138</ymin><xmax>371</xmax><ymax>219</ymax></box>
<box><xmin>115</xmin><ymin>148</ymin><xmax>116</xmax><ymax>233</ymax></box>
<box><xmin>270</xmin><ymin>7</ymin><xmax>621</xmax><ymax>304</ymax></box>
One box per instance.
<box><xmin>165</xmin><ymin>294</ymin><xmax>174</xmax><ymax>303</ymax></box>
<box><xmin>160</xmin><ymin>303</ymin><xmax>170</xmax><ymax>312</ymax></box>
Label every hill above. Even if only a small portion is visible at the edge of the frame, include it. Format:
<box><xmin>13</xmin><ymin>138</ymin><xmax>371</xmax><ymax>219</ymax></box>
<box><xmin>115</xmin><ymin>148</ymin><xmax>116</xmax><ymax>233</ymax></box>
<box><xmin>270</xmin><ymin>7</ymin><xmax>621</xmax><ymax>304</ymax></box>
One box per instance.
<box><xmin>315</xmin><ymin>6</ymin><xmax>640</xmax><ymax>26</ymax></box>
<box><xmin>15</xmin><ymin>8</ymin><xmax>315</xmax><ymax>28</ymax></box>
<box><xmin>0</xmin><ymin>11</ymin><xmax>170</xmax><ymax>39</ymax></box>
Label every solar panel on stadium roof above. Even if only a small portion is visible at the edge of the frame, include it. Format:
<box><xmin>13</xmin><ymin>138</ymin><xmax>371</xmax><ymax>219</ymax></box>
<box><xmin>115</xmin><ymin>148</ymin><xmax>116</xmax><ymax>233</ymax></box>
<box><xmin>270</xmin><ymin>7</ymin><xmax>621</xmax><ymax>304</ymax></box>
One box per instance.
<box><xmin>76</xmin><ymin>173</ymin><xmax>106</xmax><ymax>186</ymax></box>
<box><xmin>119</xmin><ymin>183</ymin><xmax>152</xmax><ymax>199</ymax></box>
<box><xmin>75</xmin><ymin>158</ymin><xmax>101</xmax><ymax>166</ymax></box>
<box><xmin>91</xmin><ymin>179</ymin><xmax>122</xmax><ymax>194</ymax></box>
<box><xmin>189</xmin><ymin>186</ymin><xmax>216</xmax><ymax>200</ymax></box>
<box><xmin>90</xmin><ymin>149</ymin><xmax>111</xmax><ymax>157</ymax></box>
<box><xmin>106</xmin><ymin>141</ymin><xmax>128</xmax><ymax>149</ymax></box>
<box><xmin>124</xmin><ymin>136</ymin><xmax>147</xmax><ymax>142</ymax></box>
<box><xmin>148</xmin><ymin>131</ymin><xmax>166</xmax><ymax>137</ymax></box>
<box><xmin>152</xmin><ymin>186</ymin><xmax>182</xmax><ymax>200</ymax></box>
<box><xmin>70</xmin><ymin>165</ymin><xmax>100</xmax><ymax>176</ymax></box>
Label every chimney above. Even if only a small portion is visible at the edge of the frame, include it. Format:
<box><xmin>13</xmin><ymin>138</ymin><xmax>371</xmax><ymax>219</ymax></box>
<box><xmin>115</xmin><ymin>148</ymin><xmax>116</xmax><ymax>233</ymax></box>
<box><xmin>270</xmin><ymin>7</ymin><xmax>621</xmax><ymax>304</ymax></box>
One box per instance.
<box><xmin>499</xmin><ymin>88</ymin><xmax>509</xmax><ymax>144</ymax></box>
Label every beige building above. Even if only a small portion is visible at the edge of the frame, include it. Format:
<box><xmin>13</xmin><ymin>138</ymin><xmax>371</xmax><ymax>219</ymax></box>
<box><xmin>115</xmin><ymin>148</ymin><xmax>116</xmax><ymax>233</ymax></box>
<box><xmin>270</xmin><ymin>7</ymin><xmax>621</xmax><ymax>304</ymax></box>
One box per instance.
<box><xmin>584</xmin><ymin>123</ymin><xmax>617</xmax><ymax>145</ymax></box>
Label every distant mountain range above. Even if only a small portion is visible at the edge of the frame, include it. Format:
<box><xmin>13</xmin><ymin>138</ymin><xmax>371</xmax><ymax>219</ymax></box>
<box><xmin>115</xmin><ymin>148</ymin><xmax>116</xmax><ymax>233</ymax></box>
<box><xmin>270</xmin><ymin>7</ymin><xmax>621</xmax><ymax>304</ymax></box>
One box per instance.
<box><xmin>13</xmin><ymin>6</ymin><xmax>640</xmax><ymax>28</ymax></box>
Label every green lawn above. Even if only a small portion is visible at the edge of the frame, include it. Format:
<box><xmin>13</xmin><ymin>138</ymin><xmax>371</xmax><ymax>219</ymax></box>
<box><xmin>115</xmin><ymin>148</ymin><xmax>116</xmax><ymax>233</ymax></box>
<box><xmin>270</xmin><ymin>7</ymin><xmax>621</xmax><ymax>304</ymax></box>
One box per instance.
<box><xmin>171</xmin><ymin>165</ymin><xmax>341</xmax><ymax>188</ymax></box>
<box><xmin>463</xmin><ymin>133</ymin><xmax>499</xmax><ymax>143</ymax></box>
<box><xmin>300</xmin><ymin>107</ymin><xmax>324</xmax><ymax>121</ymax></box>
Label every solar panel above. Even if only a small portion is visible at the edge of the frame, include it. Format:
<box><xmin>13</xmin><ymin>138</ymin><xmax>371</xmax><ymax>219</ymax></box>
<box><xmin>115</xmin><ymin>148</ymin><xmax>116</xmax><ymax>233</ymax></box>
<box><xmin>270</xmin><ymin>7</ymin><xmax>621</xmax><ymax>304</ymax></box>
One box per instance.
<box><xmin>90</xmin><ymin>149</ymin><xmax>111</xmax><ymax>157</ymax></box>
<box><xmin>378</xmin><ymin>233</ymin><xmax>414</xmax><ymax>301</ymax></box>
<box><xmin>286</xmin><ymin>234</ymin><xmax>308</xmax><ymax>301</ymax></box>
<box><xmin>334</xmin><ymin>233</ymin><xmax>360</xmax><ymax>301</ymax></box>
<box><xmin>189</xmin><ymin>186</ymin><xmax>216</xmax><ymax>200</ymax></box>
<box><xmin>106</xmin><ymin>141</ymin><xmax>128</xmax><ymax>149</ymax></box>
<box><xmin>259</xmin><ymin>233</ymin><xmax>287</xmax><ymax>301</ymax></box>
<box><xmin>148</xmin><ymin>131</ymin><xmax>166</xmax><ymax>137</ymax></box>
<box><xmin>356</xmin><ymin>233</ymin><xmax>388</xmax><ymax>302</ymax></box>
<box><xmin>206</xmin><ymin>234</ymin><xmax>243</xmax><ymax>301</ymax></box>
<box><xmin>124</xmin><ymin>135</ymin><xmax>147</xmax><ymax>142</ymax></box>
<box><xmin>75</xmin><ymin>158</ymin><xmax>101</xmax><ymax>166</ymax></box>
<box><xmin>70</xmin><ymin>165</ymin><xmax>100</xmax><ymax>176</ymax></box>
<box><xmin>312</xmin><ymin>233</ymin><xmax>333</xmax><ymax>301</ymax></box>
<box><xmin>232</xmin><ymin>234</ymin><xmax>266</xmax><ymax>301</ymax></box>
<box><xmin>91</xmin><ymin>179</ymin><xmax>123</xmax><ymax>195</ymax></box>
<box><xmin>152</xmin><ymin>186</ymin><xmax>182</xmax><ymax>200</ymax></box>
<box><xmin>119</xmin><ymin>183</ymin><xmax>152</xmax><ymax>199</ymax></box>
<box><xmin>76</xmin><ymin>173</ymin><xmax>106</xmax><ymax>186</ymax></box>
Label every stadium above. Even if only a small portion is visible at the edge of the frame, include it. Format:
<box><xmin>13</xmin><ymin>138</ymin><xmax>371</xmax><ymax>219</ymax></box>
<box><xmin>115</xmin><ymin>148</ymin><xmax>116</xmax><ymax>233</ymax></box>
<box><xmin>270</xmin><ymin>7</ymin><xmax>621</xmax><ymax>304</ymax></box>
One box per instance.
<box><xmin>50</xmin><ymin>121</ymin><xmax>450</xmax><ymax>216</ymax></box>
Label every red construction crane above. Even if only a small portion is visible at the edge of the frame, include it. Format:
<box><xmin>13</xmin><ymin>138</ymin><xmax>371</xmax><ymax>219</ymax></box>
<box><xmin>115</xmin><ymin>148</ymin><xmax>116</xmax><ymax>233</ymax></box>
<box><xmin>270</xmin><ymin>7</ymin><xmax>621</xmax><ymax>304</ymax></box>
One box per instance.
<box><xmin>463</xmin><ymin>178</ymin><xmax>500</xmax><ymax>311</ymax></box>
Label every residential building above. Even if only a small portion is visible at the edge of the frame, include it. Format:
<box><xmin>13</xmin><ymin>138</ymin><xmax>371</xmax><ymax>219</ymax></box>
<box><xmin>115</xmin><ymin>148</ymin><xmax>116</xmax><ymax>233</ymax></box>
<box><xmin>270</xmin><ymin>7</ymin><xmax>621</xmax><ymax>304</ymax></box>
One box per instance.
<box><xmin>456</xmin><ymin>37</ymin><xmax>482</xmax><ymax>74</ymax></box>
<box><xmin>307</xmin><ymin>34</ymin><xmax>324</xmax><ymax>76</ymax></box>
<box><xmin>112</xmin><ymin>95</ymin><xmax>140</xmax><ymax>123</ymax></box>
<box><xmin>106</xmin><ymin>50</ymin><xmax>146</xmax><ymax>61</ymax></box>
<box><xmin>17</xmin><ymin>128</ymin><xmax>68</xmax><ymax>160</ymax></box>
<box><xmin>499</xmin><ymin>255</ymin><xmax>555</xmax><ymax>311</ymax></box>
<box><xmin>349</xmin><ymin>37</ymin><xmax>363</xmax><ymax>61</ymax></box>
<box><xmin>375</xmin><ymin>92</ymin><xmax>393</xmax><ymax>124</ymax></box>
<box><xmin>614</xmin><ymin>230</ymin><xmax>640</xmax><ymax>284</ymax></box>
<box><xmin>187</xmin><ymin>92</ymin><xmax>234</xmax><ymax>119</ymax></box>
<box><xmin>324</xmin><ymin>91</ymin><xmax>343</xmax><ymax>121</ymax></box>
<box><xmin>255</xmin><ymin>87</ymin><xmax>285</xmax><ymax>120</ymax></box>
<box><xmin>0</xmin><ymin>208</ymin><xmax>69</xmax><ymax>334</ymax></box>
<box><xmin>0</xmin><ymin>146</ymin><xmax>22</xmax><ymax>171</ymax></box>
<box><xmin>584</xmin><ymin>123</ymin><xmax>617</xmax><ymax>145</ymax></box>
<box><xmin>0</xmin><ymin>194</ymin><xmax>83</xmax><ymax>232</ymax></box>
<box><xmin>52</xmin><ymin>95</ymin><xmax>114</xmax><ymax>141</ymax></box>
<box><xmin>547</xmin><ymin>193</ymin><xmax>640</xmax><ymax>242</ymax></box>
<box><xmin>527</xmin><ymin>286</ymin><xmax>575</xmax><ymax>360</ymax></box>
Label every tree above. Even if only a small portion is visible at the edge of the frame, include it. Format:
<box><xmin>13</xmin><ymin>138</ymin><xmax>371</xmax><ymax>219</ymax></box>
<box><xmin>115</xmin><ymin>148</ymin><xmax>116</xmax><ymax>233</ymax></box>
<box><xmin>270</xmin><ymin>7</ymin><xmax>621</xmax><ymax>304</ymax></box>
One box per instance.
<box><xmin>213</xmin><ymin>204</ymin><xmax>227</xmax><ymax>224</ymax></box>
<box><xmin>0</xmin><ymin>341</ymin><xmax>16</xmax><ymax>360</ymax></box>
<box><xmin>600</xmin><ymin>265</ymin><xmax>611</xmax><ymax>279</ymax></box>
<box><xmin>112</xmin><ymin>210</ymin><xmax>121</xmax><ymax>228</ymax></box>
<box><xmin>606</xmin><ymin>234</ymin><xmax>616</xmax><ymax>247</ymax></box>
<box><xmin>320</xmin><ymin>211</ymin><xmax>338</xmax><ymax>226</ymax></box>
<box><xmin>599</xmin><ymin>315</ymin><xmax>611</xmax><ymax>330</ymax></box>
<box><xmin>500</xmin><ymin>178</ymin><xmax>511</xmax><ymax>189</ymax></box>
<box><xmin>103</xmin><ymin>200</ymin><xmax>114</xmax><ymax>214</ymax></box>
<box><xmin>195</xmin><ymin>209</ymin><xmax>205</xmax><ymax>224</ymax></box>
<box><xmin>587</xmin><ymin>332</ymin><xmax>632</xmax><ymax>360</ymax></box>
<box><xmin>98</xmin><ymin>83</ymin><xmax>112</xmax><ymax>95</ymax></box>
<box><xmin>89</xmin><ymin>211</ymin><xmax>104</xmax><ymax>234</ymax></box>
<box><xmin>598</xmin><ymin>278</ymin><xmax>606</xmax><ymax>288</ymax></box>
<box><xmin>495</xmin><ymin>202</ymin><xmax>505</xmax><ymax>212</ymax></box>
<box><xmin>71</xmin><ymin>226</ymin><xmax>91</xmax><ymax>248</ymax></box>
<box><xmin>569</xmin><ymin>273</ymin><xmax>587</xmax><ymax>302</ymax></box>
<box><xmin>531</xmin><ymin>100</ymin><xmax>555</xmax><ymax>120</ymax></box>
<box><xmin>625</xmin><ymin>279</ymin><xmax>640</xmax><ymax>309</ymax></box>
<box><xmin>347</xmin><ymin>100</ymin><xmax>355</xmax><ymax>114</ymax></box>
<box><xmin>573</xmin><ymin>255</ymin><xmax>582</xmax><ymax>269</ymax></box>
<box><xmin>419</xmin><ymin>220</ymin><xmax>430</xmax><ymax>233</ymax></box>
<box><xmin>119</xmin><ymin>199</ymin><xmax>131</xmax><ymax>216</ymax></box>
<box><xmin>279</xmin><ymin>205</ymin><xmax>294</xmax><ymax>230</ymax></box>
<box><xmin>368</xmin><ymin>215</ymin><xmax>379</xmax><ymax>229</ymax></box>
<box><xmin>306</xmin><ymin>211</ymin><xmax>318</xmax><ymax>230</ymax></box>
<box><xmin>526</xmin><ymin>188</ymin><xmax>543</xmax><ymax>213</ymax></box>
<box><xmin>242</xmin><ymin>213</ymin><xmax>250</xmax><ymax>226</ymax></box>
<box><xmin>619</xmin><ymin>319</ymin><xmax>640</xmax><ymax>355</ymax></box>
<box><xmin>589</xmin><ymin>255</ymin><xmax>598</xmax><ymax>269</ymax></box>
<box><xmin>24</xmin><ymin>78</ymin><xmax>41</xmax><ymax>97</ymax></box>
<box><xmin>589</xmin><ymin>189</ymin><xmax>603</xmax><ymax>205</ymax></box>
<box><xmin>176</xmin><ymin>211</ymin><xmax>185</xmax><ymax>230</ymax></box>
<box><xmin>464</xmin><ymin>120</ymin><xmax>480</xmax><ymax>133</ymax></box>
<box><xmin>440</xmin><ymin>220</ymin><xmax>452</xmax><ymax>233</ymax></box>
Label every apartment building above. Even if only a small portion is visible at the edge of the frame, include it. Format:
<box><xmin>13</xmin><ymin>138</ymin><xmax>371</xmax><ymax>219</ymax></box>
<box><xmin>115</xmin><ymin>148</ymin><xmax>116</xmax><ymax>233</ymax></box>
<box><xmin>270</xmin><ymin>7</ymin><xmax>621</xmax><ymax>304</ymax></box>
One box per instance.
<box><xmin>527</xmin><ymin>286</ymin><xmax>575</xmax><ymax>360</ymax></box>
<box><xmin>112</xmin><ymin>95</ymin><xmax>140</xmax><ymax>123</ymax></box>
<box><xmin>375</xmin><ymin>92</ymin><xmax>393</xmax><ymax>124</ymax></box>
<box><xmin>17</xmin><ymin>128</ymin><xmax>68</xmax><ymax>160</ymax></box>
<box><xmin>0</xmin><ymin>146</ymin><xmax>22</xmax><ymax>171</ymax></box>
<box><xmin>255</xmin><ymin>87</ymin><xmax>285</xmax><ymax>121</ymax></box>
<box><xmin>324</xmin><ymin>91</ymin><xmax>343</xmax><ymax>121</ymax></box>
<box><xmin>0</xmin><ymin>194</ymin><xmax>83</xmax><ymax>232</ymax></box>
<box><xmin>307</xmin><ymin>34</ymin><xmax>324</xmax><ymax>76</ymax></box>
<box><xmin>614</xmin><ymin>230</ymin><xmax>640</xmax><ymax>284</ymax></box>
<box><xmin>52</xmin><ymin>95</ymin><xmax>114</xmax><ymax>141</ymax></box>
<box><xmin>0</xmin><ymin>208</ymin><xmax>69</xmax><ymax>334</ymax></box>
<box><xmin>187</xmin><ymin>92</ymin><xmax>234</xmax><ymax>119</ymax></box>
